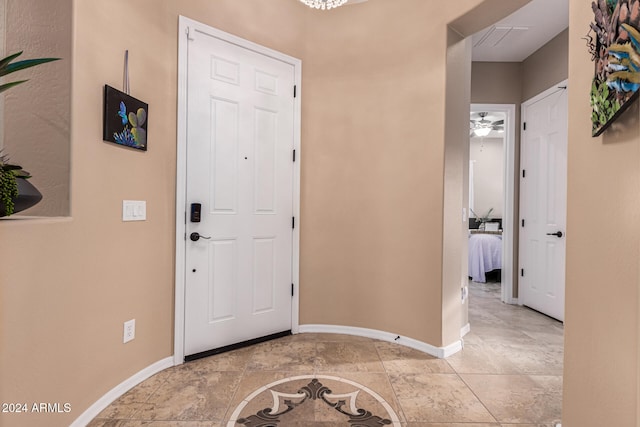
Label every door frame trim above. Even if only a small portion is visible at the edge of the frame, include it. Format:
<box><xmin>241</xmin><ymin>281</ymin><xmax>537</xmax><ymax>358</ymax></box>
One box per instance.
<box><xmin>174</xmin><ymin>16</ymin><xmax>302</xmax><ymax>365</ymax></box>
<box><xmin>470</xmin><ymin>103</ymin><xmax>516</xmax><ymax>304</ymax></box>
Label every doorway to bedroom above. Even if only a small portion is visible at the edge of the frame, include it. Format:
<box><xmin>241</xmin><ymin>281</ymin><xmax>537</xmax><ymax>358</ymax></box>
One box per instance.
<box><xmin>468</xmin><ymin>104</ymin><xmax>516</xmax><ymax>305</ymax></box>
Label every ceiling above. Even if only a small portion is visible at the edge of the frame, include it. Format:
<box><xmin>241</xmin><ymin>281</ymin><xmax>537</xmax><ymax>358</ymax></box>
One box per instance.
<box><xmin>342</xmin><ymin>0</ymin><xmax>568</xmax><ymax>62</ymax></box>
<box><xmin>471</xmin><ymin>0</ymin><xmax>569</xmax><ymax>62</ymax></box>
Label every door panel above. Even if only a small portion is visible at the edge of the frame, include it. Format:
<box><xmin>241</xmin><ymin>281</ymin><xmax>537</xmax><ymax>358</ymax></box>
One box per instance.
<box><xmin>519</xmin><ymin>82</ymin><xmax>568</xmax><ymax>321</ymax></box>
<box><xmin>184</xmin><ymin>29</ymin><xmax>295</xmax><ymax>356</ymax></box>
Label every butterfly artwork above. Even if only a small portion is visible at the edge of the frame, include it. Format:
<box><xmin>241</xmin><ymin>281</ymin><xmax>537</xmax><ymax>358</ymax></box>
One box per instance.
<box><xmin>103</xmin><ymin>85</ymin><xmax>149</xmax><ymax>151</ymax></box>
<box><xmin>118</xmin><ymin>102</ymin><xmax>128</xmax><ymax>125</ymax></box>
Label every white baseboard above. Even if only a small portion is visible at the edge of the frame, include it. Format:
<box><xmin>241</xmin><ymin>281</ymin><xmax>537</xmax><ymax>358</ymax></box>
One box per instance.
<box><xmin>70</xmin><ymin>356</ymin><xmax>174</xmax><ymax>427</ymax></box>
<box><xmin>298</xmin><ymin>324</ymin><xmax>463</xmax><ymax>359</ymax></box>
<box><xmin>460</xmin><ymin>323</ymin><xmax>471</xmax><ymax>337</ymax></box>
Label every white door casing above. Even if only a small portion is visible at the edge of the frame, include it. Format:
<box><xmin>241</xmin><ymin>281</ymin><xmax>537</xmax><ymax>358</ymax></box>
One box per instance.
<box><xmin>519</xmin><ymin>81</ymin><xmax>568</xmax><ymax>321</ymax></box>
<box><xmin>175</xmin><ymin>17</ymin><xmax>301</xmax><ymax>362</ymax></box>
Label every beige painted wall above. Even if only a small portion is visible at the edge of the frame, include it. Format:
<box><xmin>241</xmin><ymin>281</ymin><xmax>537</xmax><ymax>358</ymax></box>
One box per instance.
<box><xmin>471</xmin><ymin>62</ymin><xmax>523</xmax><ymax>105</ymax></box>
<box><xmin>470</xmin><ymin>137</ymin><xmax>504</xmax><ymax>218</ymax></box>
<box><xmin>563</xmin><ymin>1</ymin><xmax>639</xmax><ymax>425</ymax></box>
<box><xmin>0</xmin><ymin>0</ymin><xmax>544</xmax><ymax>425</ymax></box>
<box><xmin>522</xmin><ymin>28</ymin><xmax>569</xmax><ymax>102</ymax></box>
<box><xmin>443</xmin><ymin>27</ymin><xmax>473</xmax><ymax>344</ymax></box>
<box><xmin>4</xmin><ymin>0</ymin><xmax>72</xmax><ymax>216</ymax></box>
<box><xmin>298</xmin><ymin>0</ymin><xmax>491</xmax><ymax>347</ymax></box>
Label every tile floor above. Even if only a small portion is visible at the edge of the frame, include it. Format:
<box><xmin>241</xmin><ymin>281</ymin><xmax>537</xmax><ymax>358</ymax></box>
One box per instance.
<box><xmin>88</xmin><ymin>282</ymin><xmax>564</xmax><ymax>426</ymax></box>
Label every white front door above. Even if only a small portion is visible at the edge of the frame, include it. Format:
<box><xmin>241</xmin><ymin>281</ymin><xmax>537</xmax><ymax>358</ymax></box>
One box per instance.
<box><xmin>184</xmin><ymin>25</ymin><xmax>297</xmax><ymax>357</ymax></box>
<box><xmin>519</xmin><ymin>81</ymin><xmax>568</xmax><ymax>321</ymax></box>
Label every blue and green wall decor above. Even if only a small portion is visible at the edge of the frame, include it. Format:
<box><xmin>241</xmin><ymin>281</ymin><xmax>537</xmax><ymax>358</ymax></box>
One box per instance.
<box><xmin>588</xmin><ymin>0</ymin><xmax>640</xmax><ymax>137</ymax></box>
<box><xmin>103</xmin><ymin>85</ymin><xmax>148</xmax><ymax>151</ymax></box>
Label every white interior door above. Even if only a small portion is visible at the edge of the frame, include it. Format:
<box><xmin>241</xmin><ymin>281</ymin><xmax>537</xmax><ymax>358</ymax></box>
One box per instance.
<box><xmin>184</xmin><ymin>26</ymin><xmax>297</xmax><ymax>357</ymax></box>
<box><xmin>519</xmin><ymin>81</ymin><xmax>568</xmax><ymax>321</ymax></box>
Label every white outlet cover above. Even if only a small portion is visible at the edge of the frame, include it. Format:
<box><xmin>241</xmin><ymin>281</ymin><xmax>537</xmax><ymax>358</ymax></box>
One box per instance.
<box><xmin>123</xmin><ymin>319</ymin><xmax>135</xmax><ymax>343</ymax></box>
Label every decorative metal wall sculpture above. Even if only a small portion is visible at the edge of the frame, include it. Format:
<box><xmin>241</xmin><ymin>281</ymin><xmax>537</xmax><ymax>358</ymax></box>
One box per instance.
<box><xmin>588</xmin><ymin>0</ymin><xmax>640</xmax><ymax>136</ymax></box>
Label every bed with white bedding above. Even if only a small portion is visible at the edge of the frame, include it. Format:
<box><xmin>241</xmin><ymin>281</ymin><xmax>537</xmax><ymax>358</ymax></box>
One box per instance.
<box><xmin>468</xmin><ymin>233</ymin><xmax>502</xmax><ymax>283</ymax></box>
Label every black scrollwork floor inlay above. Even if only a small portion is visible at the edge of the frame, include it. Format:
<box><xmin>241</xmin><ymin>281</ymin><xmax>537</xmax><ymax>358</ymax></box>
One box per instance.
<box><xmin>228</xmin><ymin>375</ymin><xmax>401</xmax><ymax>427</ymax></box>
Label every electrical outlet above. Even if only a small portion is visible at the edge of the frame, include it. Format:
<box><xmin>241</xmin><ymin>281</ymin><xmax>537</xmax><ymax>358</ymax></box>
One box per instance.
<box><xmin>123</xmin><ymin>319</ymin><xmax>135</xmax><ymax>343</ymax></box>
<box><xmin>461</xmin><ymin>285</ymin><xmax>469</xmax><ymax>303</ymax></box>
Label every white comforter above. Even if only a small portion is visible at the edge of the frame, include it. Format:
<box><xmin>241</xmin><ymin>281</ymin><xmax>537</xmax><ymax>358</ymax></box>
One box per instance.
<box><xmin>468</xmin><ymin>233</ymin><xmax>502</xmax><ymax>283</ymax></box>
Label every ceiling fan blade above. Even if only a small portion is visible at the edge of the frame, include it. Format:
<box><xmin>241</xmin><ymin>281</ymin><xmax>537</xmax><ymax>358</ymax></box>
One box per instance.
<box><xmin>492</xmin><ymin>119</ymin><xmax>504</xmax><ymax>126</ymax></box>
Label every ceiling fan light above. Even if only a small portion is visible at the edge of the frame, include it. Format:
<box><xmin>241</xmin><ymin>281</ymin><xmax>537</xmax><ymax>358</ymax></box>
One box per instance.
<box><xmin>299</xmin><ymin>0</ymin><xmax>348</xmax><ymax>10</ymax></box>
<box><xmin>474</xmin><ymin>127</ymin><xmax>492</xmax><ymax>137</ymax></box>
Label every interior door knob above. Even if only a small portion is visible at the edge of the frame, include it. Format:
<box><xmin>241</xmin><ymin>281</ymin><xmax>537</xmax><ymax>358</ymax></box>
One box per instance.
<box><xmin>190</xmin><ymin>232</ymin><xmax>211</xmax><ymax>241</ymax></box>
<box><xmin>546</xmin><ymin>231</ymin><xmax>563</xmax><ymax>238</ymax></box>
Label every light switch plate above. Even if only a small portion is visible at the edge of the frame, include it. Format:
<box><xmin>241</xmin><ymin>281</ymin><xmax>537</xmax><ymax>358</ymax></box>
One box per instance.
<box><xmin>123</xmin><ymin>200</ymin><xmax>146</xmax><ymax>221</ymax></box>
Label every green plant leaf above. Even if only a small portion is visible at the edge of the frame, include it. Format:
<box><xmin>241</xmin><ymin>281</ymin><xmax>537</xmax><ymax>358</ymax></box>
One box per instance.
<box><xmin>0</xmin><ymin>51</ymin><xmax>23</xmax><ymax>70</ymax></box>
<box><xmin>0</xmin><ymin>57</ymin><xmax>59</xmax><ymax>77</ymax></box>
<box><xmin>0</xmin><ymin>80</ymin><xmax>27</xmax><ymax>94</ymax></box>
<box><xmin>2</xmin><ymin>164</ymin><xmax>23</xmax><ymax>171</ymax></box>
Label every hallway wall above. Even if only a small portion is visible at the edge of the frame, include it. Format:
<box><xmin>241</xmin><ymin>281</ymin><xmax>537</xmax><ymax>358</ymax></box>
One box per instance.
<box><xmin>563</xmin><ymin>1</ymin><xmax>639</xmax><ymax>424</ymax></box>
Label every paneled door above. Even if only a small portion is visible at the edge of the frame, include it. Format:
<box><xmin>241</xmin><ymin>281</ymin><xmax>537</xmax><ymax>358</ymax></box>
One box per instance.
<box><xmin>184</xmin><ymin>25</ymin><xmax>297</xmax><ymax>357</ymax></box>
<box><xmin>519</xmin><ymin>81</ymin><xmax>568</xmax><ymax>321</ymax></box>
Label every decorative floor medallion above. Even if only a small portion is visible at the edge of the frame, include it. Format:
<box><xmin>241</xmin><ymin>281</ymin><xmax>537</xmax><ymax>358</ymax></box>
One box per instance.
<box><xmin>227</xmin><ymin>375</ymin><xmax>402</xmax><ymax>426</ymax></box>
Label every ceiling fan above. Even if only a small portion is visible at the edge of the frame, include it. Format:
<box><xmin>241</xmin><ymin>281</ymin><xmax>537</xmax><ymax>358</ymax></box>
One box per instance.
<box><xmin>470</xmin><ymin>112</ymin><xmax>504</xmax><ymax>137</ymax></box>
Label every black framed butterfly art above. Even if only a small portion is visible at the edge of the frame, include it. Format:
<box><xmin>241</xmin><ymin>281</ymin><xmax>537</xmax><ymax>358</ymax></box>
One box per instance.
<box><xmin>103</xmin><ymin>85</ymin><xmax>148</xmax><ymax>151</ymax></box>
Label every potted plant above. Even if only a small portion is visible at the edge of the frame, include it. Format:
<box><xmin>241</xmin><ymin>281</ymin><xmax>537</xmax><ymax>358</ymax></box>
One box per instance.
<box><xmin>0</xmin><ymin>51</ymin><xmax>59</xmax><ymax>216</ymax></box>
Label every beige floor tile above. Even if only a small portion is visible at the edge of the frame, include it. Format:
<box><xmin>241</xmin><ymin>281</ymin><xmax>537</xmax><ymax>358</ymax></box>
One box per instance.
<box><xmin>500</xmin><ymin>424</ymin><xmax>558</xmax><ymax>427</ymax></box>
<box><xmin>521</xmin><ymin>329</ymin><xmax>565</xmax><ymax>346</ymax></box>
<box><xmin>93</xmin><ymin>370</ymin><xmax>172</xmax><ymax>420</ymax></box>
<box><xmin>404</xmin><ymin>424</ymin><xmax>500</xmax><ymax>427</ymax></box>
<box><xmin>470</xmin><ymin>325</ymin><xmax>539</xmax><ymax>345</ymax></box>
<box><xmin>246</xmin><ymin>339</ymin><xmax>317</xmax><ymax>372</ymax></box>
<box><xmin>134</xmin><ymin>370</ymin><xmax>240</xmax><ymax>421</ymax></box>
<box><xmin>289</xmin><ymin>332</ymin><xmax>373</xmax><ymax>343</ymax></box>
<box><xmin>491</xmin><ymin>343</ymin><xmax>564</xmax><ymax>375</ymax></box>
<box><xmin>447</xmin><ymin>340</ymin><xmax>521</xmax><ymax>375</ymax></box>
<box><xmin>461</xmin><ymin>374</ymin><xmax>562</xmax><ymax>424</ymax></box>
<box><xmin>315</xmin><ymin>341</ymin><xmax>385</xmax><ymax>372</ymax></box>
<box><xmin>88</xmin><ymin>421</ymin><xmax>217</xmax><ymax>427</ymax></box>
<box><xmin>375</xmin><ymin>341</ymin><xmax>455</xmax><ymax>374</ymax></box>
<box><xmin>389</xmin><ymin>373</ymin><xmax>496</xmax><ymax>423</ymax></box>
